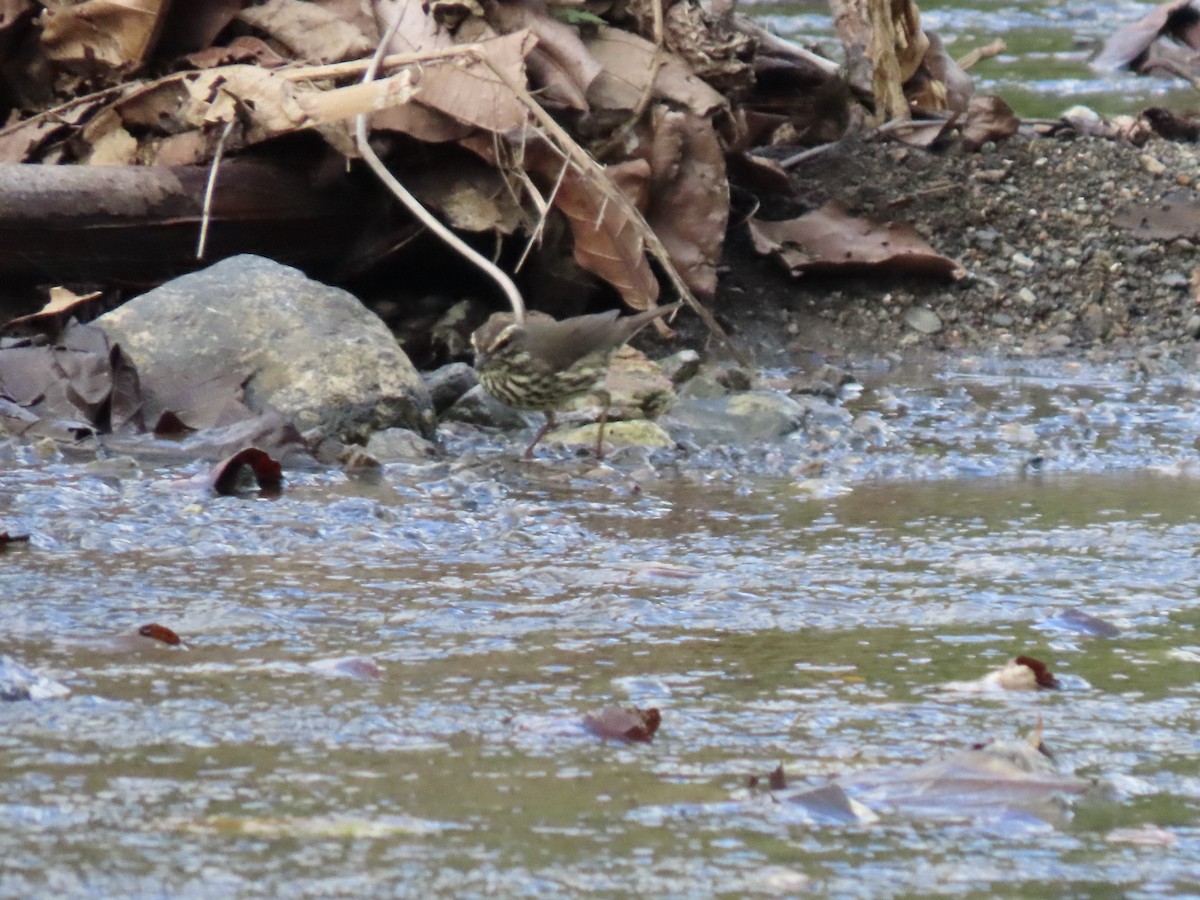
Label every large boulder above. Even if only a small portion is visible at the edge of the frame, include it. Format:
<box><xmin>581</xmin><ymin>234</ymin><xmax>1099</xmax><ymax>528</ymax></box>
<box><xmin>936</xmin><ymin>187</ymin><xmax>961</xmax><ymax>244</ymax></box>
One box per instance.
<box><xmin>97</xmin><ymin>255</ymin><xmax>434</xmax><ymax>443</ymax></box>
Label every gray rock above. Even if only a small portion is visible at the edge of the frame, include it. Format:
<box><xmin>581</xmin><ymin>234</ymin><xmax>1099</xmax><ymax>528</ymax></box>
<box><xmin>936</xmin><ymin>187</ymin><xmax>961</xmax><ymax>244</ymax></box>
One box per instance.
<box><xmin>424</xmin><ymin>362</ymin><xmax>477</xmax><ymax>415</ymax></box>
<box><xmin>657</xmin><ymin>349</ymin><xmax>702</xmax><ymax>386</ymax></box>
<box><xmin>441</xmin><ymin>385</ymin><xmax>530</xmax><ymax>430</ymax></box>
<box><xmin>904</xmin><ymin>306</ymin><xmax>943</xmax><ymax>334</ymax></box>
<box><xmin>365</xmin><ymin>428</ymin><xmax>440</xmax><ymax>461</ymax></box>
<box><xmin>97</xmin><ymin>255</ymin><xmax>434</xmax><ymax>443</ymax></box>
<box><xmin>662</xmin><ymin>391</ymin><xmax>808</xmax><ymax>445</ymax></box>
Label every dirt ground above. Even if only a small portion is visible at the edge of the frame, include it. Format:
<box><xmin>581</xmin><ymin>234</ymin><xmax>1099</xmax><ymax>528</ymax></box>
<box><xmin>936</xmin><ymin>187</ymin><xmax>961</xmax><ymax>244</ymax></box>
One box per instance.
<box><xmin>706</xmin><ymin>132</ymin><xmax>1200</xmax><ymax>372</ymax></box>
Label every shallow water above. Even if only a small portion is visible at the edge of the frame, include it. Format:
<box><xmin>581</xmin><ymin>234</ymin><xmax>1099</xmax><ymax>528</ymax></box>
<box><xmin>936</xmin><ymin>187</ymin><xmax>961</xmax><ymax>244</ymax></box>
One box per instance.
<box><xmin>3</xmin><ymin>356</ymin><xmax>1200</xmax><ymax>897</ymax></box>
<box><xmin>744</xmin><ymin>0</ymin><xmax>1197</xmax><ymax>118</ymax></box>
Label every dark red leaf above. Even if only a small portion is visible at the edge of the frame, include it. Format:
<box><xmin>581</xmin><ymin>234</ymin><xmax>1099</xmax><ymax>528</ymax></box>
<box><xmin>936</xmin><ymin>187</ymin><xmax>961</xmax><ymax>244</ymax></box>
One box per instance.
<box><xmin>208</xmin><ymin>447</ymin><xmax>283</xmax><ymax>495</ymax></box>
<box><xmin>138</xmin><ymin>623</ymin><xmax>182</xmax><ymax>645</ymax></box>
<box><xmin>582</xmin><ymin>706</ymin><xmax>661</xmax><ymax>743</ymax></box>
<box><xmin>1014</xmin><ymin>655</ymin><xmax>1060</xmax><ymax>689</ymax></box>
<box><xmin>769</xmin><ymin>763</ymin><xmax>788</xmax><ymax>790</ymax></box>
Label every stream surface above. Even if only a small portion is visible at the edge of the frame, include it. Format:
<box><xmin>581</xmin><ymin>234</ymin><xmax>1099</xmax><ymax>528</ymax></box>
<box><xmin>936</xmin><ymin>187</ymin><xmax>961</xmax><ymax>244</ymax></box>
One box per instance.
<box><xmin>744</xmin><ymin>0</ymin><xmax>1197</xmax><ymax>118</ymax></box>
<box><xmin>3</xmin><ymin>354</ymin><xmax>1200</xmax><ymax>897</ymax></box>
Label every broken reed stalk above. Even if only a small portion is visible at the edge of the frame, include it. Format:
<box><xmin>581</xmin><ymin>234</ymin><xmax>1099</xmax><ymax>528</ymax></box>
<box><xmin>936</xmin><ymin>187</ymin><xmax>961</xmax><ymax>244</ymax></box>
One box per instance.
<box><xmin>353</xmin><ymin>21</ymin><xmax>526</xmax><ymax>323</ymax></box>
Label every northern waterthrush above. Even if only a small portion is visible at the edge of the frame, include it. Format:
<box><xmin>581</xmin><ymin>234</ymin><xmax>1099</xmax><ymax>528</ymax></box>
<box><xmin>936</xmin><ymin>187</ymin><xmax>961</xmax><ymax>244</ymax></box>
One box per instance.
<box><xmin>471</xmin><ymin>302</ymin><xmax>683</xmax><ymax>458</ymax></box>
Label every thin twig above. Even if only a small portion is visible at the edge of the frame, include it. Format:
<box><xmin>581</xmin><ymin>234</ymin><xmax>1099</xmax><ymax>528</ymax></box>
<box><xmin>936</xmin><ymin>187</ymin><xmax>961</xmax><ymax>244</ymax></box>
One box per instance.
<box><xmin>196</xmin><ymin>116</ymin><xmax>236</xmax><ymax>260</ymax></box>
<box><xmin>354</xmin><ymin>15</ymin><xmax>526</xmax><ymax>322</ymax></box>
<box><xmin>780</xmin><ymin>140</ymin><xmax>843</xmax><ymax>169</ymax></box>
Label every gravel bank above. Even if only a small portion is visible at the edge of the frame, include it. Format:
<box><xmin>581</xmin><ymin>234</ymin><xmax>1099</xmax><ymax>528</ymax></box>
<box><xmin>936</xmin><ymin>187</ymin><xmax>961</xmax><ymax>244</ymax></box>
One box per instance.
<box><xmin>716</xmin><ymin>133</ymin><xmax>1200</xmax><ymax>372</ymax></box>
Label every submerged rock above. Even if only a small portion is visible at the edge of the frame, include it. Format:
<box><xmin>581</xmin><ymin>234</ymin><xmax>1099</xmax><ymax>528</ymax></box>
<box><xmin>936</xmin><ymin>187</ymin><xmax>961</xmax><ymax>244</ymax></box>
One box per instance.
<box><xmin>663</xmin><ymin>391</ymin><xmax>809</xmax><ymax>445</ymax></box>
<box><xmin>97</xmin><ymin>255</ymin><xmax>435</xmax><ymax>444</ymax></box>
<box><xmin>0</xmin><ymin>655</ymin><xmax>70</xmax><ymax>701</ymax></box>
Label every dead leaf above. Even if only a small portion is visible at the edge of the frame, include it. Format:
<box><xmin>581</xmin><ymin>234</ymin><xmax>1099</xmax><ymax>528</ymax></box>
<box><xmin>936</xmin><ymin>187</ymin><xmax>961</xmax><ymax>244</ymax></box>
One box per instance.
<box><xmin>39</xmin><ymin>0</ymin><xmax>170</xmax><ymax>74</ymax></box>
<box><xmin>942</xmin><ymin>655</ymin><xmax>1060</xmax><ymax>692</ymax></box>
<box><xmin>1142</xmin><ymin>106</ymin><xmax>1200</xmax><ymax>140</ymax></box>
<box><xmin>487</xmin><ymin>0</ymin><xmax>602</xmax><ymax>110</ymax></box>
<box><xmin>641</xmin><ymin>106</ymin><xmax>728</xmax><ymax>297</ymax></box>
<box><xmin>1112</xmin><ymin>191</ymin><xmax>1200</xmax><ymax>240</ymax></box>
<box><xmin>582</xmin><ymin>705</ymin><xmax>661</xmax><ymax>742</ymax></box>
<box><xmin>180</xmin><ymin>36</ymin><xmax>291</xmax><ymax>71</ymax></box>
<box><xmin>0</xmin><ymin>0</ymin><xmax>32</xmax><ymax>34</ymax></box>
<box><xmin>1046</xmin><ymin>607</ymin><xmax>1122</xmax><ymax>638</ymax></box>
<box><xmin>0</xmin><ymin>87</ymin><xmax>124</xmax><ymax>163</ymax></box>
<box><xmin>550</xmin><ymin>153</ymin><xmax>661</xmax><ymax>309</ymax></box>
<box><xmin>748</xmin><ymin>201</ymin><xmax>963</xmax><ymax>279</ymax></box>
<box><xmin>0</xmin><ymin>531</ymin><xmax>31</xmax><ymax>547</ymax></box>
<box><xmin>238</xmin><ymin>0</ymin><xmax>374</xmax><ymax>64</ymax></box>
<box><xmin>1093</xmin><ymin>0</ymin><xmax>1200</xmax><ymax>71</ymax></box>
<box><xmin>907</xmin><ymin>30</ymin><xmax>973</xmax><ymax>113</ymax></box>
<box><xmin>584</xmin><ymin>25</ymin><xmax>728</xmax><ymax>117</ymax></box>
<box><xmin>960</xmin><ymin>94</ymin><xmax>1019</xmax><ymax>150</ymax></box>
<box><xmin>207</xmin><ymin>447</ymin><xmax>284</xmax><ymax>495</ymax></box>
<box><xmin>375</xmin><ymin>0</ymin><xmax>532</xmax><ymax>131</ymax></box>
<box><xmin>138</xmin><ymin>623</ymin><xmax>182</xmax><ymax>645</ymax></box>
<box><xmin>0</xmin><ymin>286</ymin><xmax>104</xmax><ymax>337</ymax></box>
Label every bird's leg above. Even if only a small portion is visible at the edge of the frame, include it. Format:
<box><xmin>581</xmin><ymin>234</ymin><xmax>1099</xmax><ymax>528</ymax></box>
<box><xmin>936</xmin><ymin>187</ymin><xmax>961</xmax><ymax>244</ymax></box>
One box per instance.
<box><xmin>524</xmin><ymin>411</ymin><xmax>555</xmax><ymax>459</ymax></box>
<box><xmin>592</xmin><ymin>389</ymin><xmax>611</xmax><ymax>459</ymax></box>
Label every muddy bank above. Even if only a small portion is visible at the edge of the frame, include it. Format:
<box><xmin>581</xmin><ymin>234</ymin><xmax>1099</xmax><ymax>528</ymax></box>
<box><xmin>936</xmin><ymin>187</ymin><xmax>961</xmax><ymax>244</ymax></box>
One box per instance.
<box><xmin>716</xmin><ymin>133</ymin><xmax>1200</xmax><ymax>372</ymax></box>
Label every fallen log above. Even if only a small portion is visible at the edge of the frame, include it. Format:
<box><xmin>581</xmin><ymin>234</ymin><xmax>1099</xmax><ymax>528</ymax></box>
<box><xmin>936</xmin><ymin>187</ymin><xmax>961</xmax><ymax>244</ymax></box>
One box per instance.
<box><xmin>0</xmin><ymin>157</ymin><xmax>408</xmax><ymax>295</ymax></box>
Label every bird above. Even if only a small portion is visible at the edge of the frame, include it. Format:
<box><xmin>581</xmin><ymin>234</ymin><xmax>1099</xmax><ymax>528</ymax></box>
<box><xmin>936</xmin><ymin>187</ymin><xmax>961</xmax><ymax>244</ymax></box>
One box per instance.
<box><xmin>471</xmin><ymin>302</ymin><xmax>683</xmax><ymax>458</ymax></box>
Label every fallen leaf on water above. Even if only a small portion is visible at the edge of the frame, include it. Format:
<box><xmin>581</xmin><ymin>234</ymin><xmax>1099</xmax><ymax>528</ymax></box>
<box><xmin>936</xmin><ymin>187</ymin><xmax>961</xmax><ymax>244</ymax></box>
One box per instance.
<box><xmin>942</xmin><ymin>655</ymin><xmax>1060</xmax><ymax>692</ymax></box>
<box><xmin>1045</xmin><ymin>607</ymin><xmax>1122</xmax><ymax>638</ymax></box>
<box><xmin>1</xmin><ymin>531</ymin><xmax>31</xmax><ymax>548</ymax></box>
<box><xmin>583</xmin><ymin>705</ymin><xmax>661</xmax><ymax>743</ymax></box>
<box><xmin>308</xmin><ymin>657</ymin><xmax>383</xmax><ymax>680</ymax></box>
<box><xmin>749</xmin><ymin>202</ymin><xmax>964</xmax><ymax>279</ymax></box>
<box><xmin>1105</xmin><ymin>825</ymin><xmax>1179</xmax><ymax>846</ymax></box>
<box><xmin>138</xmin><ymin>623</ymin><xmax>183</xmax><ymax>646</ymax></box>
<box><xmin>206</xmin><ymin>447</ymin><xmax>284</xmax><ymax>496</ymax></box>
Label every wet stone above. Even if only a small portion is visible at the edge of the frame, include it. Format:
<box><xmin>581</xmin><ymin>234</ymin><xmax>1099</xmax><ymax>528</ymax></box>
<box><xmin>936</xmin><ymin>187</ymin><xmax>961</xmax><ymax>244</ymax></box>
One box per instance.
<box><xmin>440</xmin><ymin>385</ymin><xmax>529</xmax><ymax>430</ymax></box>
<box><xmin>365</xmin><ymin>428</ymin><xmax>440</xmax><ymax>461</ymax></box>
<box><xmin>663</xmin><ymin>391</ymin><xmax>808</xmax><ymax>445</ymax></box>
<box><xmin>424</xmin><ymin>362</ymin><xmax>477</xmax><ymax>415</ymax></box>
<box><xmin>904</xmin><ymin>307</ymin><xmax>943</xmax><ymax>334</ymax></box>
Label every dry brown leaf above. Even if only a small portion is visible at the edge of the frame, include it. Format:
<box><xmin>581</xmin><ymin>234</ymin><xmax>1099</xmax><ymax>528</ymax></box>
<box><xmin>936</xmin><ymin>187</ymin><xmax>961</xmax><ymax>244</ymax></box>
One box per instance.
<box><xmin>0</xmin><ymin>88</ymin><xmax>124</xmax><ymax>163</ymax></box>
<box><xmin>0</xmin><ymin>286</ymin><xmax>103</xmax><ymax>337</ymax></box>
<box><xmin>39</xmin><ymin>0</ymin><xmax>169</xmax><ymax>73</ymax></box>
<box><xmin>585</xmin><ymin>25</ymin><xmax>727</xmax><ymax>117</ymax></box>
<box><xmin>376</xmin><ymin>0</ymin><xmax>530</xmax><ymax>128</ymax></box>
<box><xmin>181</xmin><ymin>36</ymin><xmax>291</xmax><ymax>71</ymax></box>
<box><xmin>86</xmin><ymin>64</ymin><xmax>421</xmax><ymax>163</ymax></box>
<box><xmin>960</xmin><ymin>94</ymin><xmax>1019</xmax><ymax>150</ymax></box>
<box><xmin>749</xmin><ymin>201</ymin><xmax>963</xmax><ymax>279</ymax></box>
<box><xmin>1113</xmin><ymin>191</ymin><xmax>1200</xmax><ymax>240</ymax></box>
<box><xmin>907</xmin><ymin>30</ymin><xmax>973</xmax><ymax>113</ymax></box>
<box><xmin>404</xmin><ymin>160</ymin><xmax>525</xmax><ymax>234</ymax></box>
<box><xmin>238</xmin><ymin>0</ymin><xmax>374</xmax><ymax>64</ymax></box>
<box><xmin>0</xmin><ymin>0</ymin><xmax>32</xmax><ymax>33</ymax></box>
<box><xmin>486</xmin><ymin>0</ymin><xmax>602</xmax><ymax>110</ymax></box>
<box><xmin>642</xmin><ymin>107</ymin><xmax>727</xmax><ymax>297</ymax></box>
<box><xmin>522</xmin><ymin>139</ymin><xmax>660</xmax><ymax>309</ymax></box>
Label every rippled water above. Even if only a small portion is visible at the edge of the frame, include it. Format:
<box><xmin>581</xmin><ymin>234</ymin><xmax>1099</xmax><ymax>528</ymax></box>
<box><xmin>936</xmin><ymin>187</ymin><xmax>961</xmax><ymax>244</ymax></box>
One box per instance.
<box><xmin>4</xmin><ymin>356</ymin><xmax>1200</xmax><ymax>897</ymax></box>
<box><xmin>744</xmin><ymin>0</ymin><xmax>1197</xmax><ymax>117</ymax></box>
